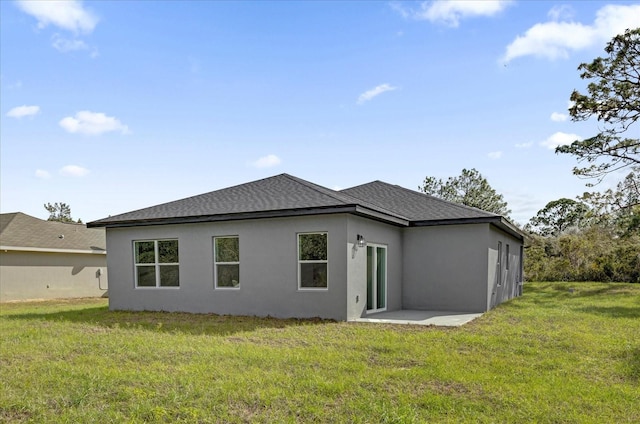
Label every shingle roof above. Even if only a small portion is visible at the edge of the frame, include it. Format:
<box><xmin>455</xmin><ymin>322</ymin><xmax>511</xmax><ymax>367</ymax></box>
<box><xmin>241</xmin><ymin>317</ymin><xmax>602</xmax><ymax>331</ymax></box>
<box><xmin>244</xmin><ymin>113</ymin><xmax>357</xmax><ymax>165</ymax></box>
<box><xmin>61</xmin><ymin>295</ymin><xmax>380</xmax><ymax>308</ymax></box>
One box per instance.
<box><xmin>0</xmin><ymin>213</ymin><xmax>106</xmax><ymax>253</ymax></box>
<box><xmin>88</xmin><ymin>174</ymin><xmax>406</xmax><ymax>227</ymax></box>
<box><xmin>86</xmin><ymin>174</ymin><xmax>524</xmax><ymax>240</ymax></box>
<box><xmin>340</xmin><ymin>180</ymin><xmax>497</xmax><ymax>222</ymax></box>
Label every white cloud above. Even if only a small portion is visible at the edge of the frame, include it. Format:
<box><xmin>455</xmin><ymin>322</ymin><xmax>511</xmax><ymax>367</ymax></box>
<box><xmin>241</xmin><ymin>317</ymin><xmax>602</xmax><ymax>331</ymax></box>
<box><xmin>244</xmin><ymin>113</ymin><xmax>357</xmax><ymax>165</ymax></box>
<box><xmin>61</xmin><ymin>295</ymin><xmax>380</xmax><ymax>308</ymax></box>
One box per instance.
<box><xmin>547</xmin><ymin>5</ymin><xmax>574</xmax><ymax>21</ymax></box>
<box><xmin>550</xmin><ymin>112</ymin><xmax>568</xmax><ymax>122</ymax></box>
<box><xmin>52</xmin><ymin>36</ymin><xmax>98</xmax><ymax>57</ymax></box>
<box><xmin>59</xmin><ymin>111</ymin><xmax>130</xmax><ymax>135</ymax></box>
<box><xmin>16</xmin><ymin>0</ymin><xmax>98</xmax><ymax>34</ymax></box>
<box><xmin>540</xmin><ymin>132</ymin><xmax>582</xmax><ymax>149</ymax></box>
<box><xmin>35</xmin><ymin>169</ymin><xmax>51</xmax><ymax>179</ymax></box>
<box><xmin>52</xmin><ymin>34</ymin><xmax>88</xmax><ymax>52</ymax></box>
<box><xmin>6</xmin><ymin>105</ymin><xmax>40</xmax><ymax>118</ymax></box>
<box><xmin>502</xmin><ymin>4</ymin><xmax>640</xmax><ymax>63</ymax></box>
<box><xmin>393</xmin><ymin>1</ymin><xmax>512</xmax><ymax>27</ymax></box>
<box><xmin>488</xmin><ymin>151</ymin><xmax>503</xmax><ymax>160</ymax></box>
<box><xmin>515</xmin><ymin>142</ymin><xmax>533</xmax><ymax>148</ymax></box>
<box><xmin>357</xmin><ymin>83</ymin><xmax>398</xmax><ymax>105</ymax></box>
<box><xmin>59</xmin><ymin>165</ymin><xmax>89</xmax><ymax>177</ymax></box>
<box><xmin>251</xmin><ymin>154</ymin><xmax>282</xmax><ymax>168</ymax></box>
<box><xmin>389</xmin><ymin>2</ymin><xmax>410</xmax><ymax>19</ymax></box>
<box><xmin>503</xmin><ymin>189</ymin><xmax>546</xmax><ymax>226</ymax></box>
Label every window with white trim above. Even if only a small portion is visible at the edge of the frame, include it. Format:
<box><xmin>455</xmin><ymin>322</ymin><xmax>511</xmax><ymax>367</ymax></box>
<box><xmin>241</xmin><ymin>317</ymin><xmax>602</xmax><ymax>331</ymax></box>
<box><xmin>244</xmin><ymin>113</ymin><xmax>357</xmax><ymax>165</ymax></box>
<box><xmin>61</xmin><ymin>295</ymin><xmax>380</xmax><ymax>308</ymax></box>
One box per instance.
<box><xmin>298</xmin><ymin>232</ymin><xmax>328</xmax><ymax>289</ymax></box>
<box><xmin>134</xmin><ymin>239</ymin><xmax>179</xmax><ymax>287</ymax></box>
<box><xmin>214</xmin><ymin>236</ymin><xmax>239</xmax><ymax>288</ymax></box>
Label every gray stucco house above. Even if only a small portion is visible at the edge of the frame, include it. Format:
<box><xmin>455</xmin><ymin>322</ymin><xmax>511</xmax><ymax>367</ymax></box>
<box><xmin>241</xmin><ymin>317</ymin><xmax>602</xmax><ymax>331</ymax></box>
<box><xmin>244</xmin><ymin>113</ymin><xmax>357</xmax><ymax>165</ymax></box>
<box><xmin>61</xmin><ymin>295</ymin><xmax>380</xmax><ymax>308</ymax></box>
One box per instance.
<box><xmin>87</xmin><ymin>174</ymin><xmax>524</xmax><ymax>320</ymax></box>
<box><xmin>1</xmin><ymin>213</ymin><xmax>108</xmax><ymax>301</ymax></box>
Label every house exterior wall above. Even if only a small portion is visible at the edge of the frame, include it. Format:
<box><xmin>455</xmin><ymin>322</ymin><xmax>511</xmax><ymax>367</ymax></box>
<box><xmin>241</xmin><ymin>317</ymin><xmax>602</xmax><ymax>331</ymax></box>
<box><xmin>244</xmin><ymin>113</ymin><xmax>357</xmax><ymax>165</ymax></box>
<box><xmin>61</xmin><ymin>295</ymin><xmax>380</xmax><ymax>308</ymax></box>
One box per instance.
<box><xmin>487</xmin><ymin>226</ymin><xmax>524</xmax><ymax>309</ymax></box>
<box><xmin>105</xmin><ymin>214</ymin><xmax>350</xmax><ymax>320</ymax></box>
<box><xmin>345</xmin><ymin>216</ymin><xmax>403</xmax><ymax>320</ymax></box>
<box><xmin>402</xmin><ymin>224</ymin><xmax>491</xmax><ymax>312</ymax></box>
<box><xmin>103</xmin><ymin>213</ymin><xmax>522</xmax><ymax>320</ymax></box>
<box><xmin>0</xmin><ymin>250</ymin><xmax>107</xmax><ymax>301</ymax></box>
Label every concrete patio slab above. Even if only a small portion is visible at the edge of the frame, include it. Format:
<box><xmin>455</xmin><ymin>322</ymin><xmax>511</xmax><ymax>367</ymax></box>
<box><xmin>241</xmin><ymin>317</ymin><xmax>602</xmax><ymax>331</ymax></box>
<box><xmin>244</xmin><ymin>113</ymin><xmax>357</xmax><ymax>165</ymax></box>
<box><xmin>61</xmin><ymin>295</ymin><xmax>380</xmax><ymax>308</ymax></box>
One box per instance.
<box><xmin>352</xmin><ymin>310</ymin><xmax>483</xmax><ymax>327</ymax></box>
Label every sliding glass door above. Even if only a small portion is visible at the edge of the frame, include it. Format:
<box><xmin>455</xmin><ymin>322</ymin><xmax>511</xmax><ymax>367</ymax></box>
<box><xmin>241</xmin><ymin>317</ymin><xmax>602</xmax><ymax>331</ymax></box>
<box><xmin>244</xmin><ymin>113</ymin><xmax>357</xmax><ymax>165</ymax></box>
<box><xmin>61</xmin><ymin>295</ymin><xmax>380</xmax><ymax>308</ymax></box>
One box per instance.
<box><xmin>366</xmin><ymin>245</ymin><xmax>387</xmax><ymax>312</ymax></box>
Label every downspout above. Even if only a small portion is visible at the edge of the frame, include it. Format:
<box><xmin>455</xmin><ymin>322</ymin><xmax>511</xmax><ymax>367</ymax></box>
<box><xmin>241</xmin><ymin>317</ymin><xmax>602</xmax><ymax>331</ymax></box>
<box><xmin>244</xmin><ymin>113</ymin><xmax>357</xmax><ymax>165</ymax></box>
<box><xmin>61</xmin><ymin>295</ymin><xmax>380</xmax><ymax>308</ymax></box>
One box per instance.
<box><xmin>96</xmin><ymin>268</ymin><xmax>108</xmax><ymax>291</ymax></box>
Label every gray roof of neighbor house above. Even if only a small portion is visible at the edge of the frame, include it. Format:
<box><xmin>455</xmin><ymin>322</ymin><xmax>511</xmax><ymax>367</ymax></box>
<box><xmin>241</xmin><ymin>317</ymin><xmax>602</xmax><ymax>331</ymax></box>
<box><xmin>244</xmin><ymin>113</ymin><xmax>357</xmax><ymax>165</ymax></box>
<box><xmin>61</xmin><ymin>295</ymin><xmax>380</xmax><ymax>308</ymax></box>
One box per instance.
<box><xmin>87</xmin><ymin>173</ymin><xmax>524</xmax><ymax>240</ymax></box>
<box><xmin>0</xmin><ymin>212</ymin><xmax>106</xmax><ymax>254</ymax></box>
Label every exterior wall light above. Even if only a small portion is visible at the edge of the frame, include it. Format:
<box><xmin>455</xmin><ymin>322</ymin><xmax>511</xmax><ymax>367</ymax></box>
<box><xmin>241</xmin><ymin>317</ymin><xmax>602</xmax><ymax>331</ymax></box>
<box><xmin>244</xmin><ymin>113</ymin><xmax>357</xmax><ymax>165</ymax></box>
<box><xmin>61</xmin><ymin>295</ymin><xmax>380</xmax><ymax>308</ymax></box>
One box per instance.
<box><xmin>352</xmin><ymin>234</ymin><xmax>367</xmax><ymax>258</ymax></box>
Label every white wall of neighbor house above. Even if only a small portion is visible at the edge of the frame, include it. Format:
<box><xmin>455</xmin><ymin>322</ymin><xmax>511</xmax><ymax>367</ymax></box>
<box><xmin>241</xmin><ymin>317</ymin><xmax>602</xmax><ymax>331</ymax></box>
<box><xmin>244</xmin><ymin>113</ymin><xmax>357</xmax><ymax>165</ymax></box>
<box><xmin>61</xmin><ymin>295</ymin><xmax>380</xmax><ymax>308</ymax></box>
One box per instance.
<box><xmin>346</xmin><ymin>215</ymin><xmax>403</xmax><ymax>321</ymax></box>
<box><xmin>0</xmin><ymin>251</ymin><xmax>108</xmax><ymax>301</ymax></box>
<box><xmin>402</xmin><ymin>224</ymin><xmax>490</xmax><ymax>313</ymax></box>
<box><xmin>105</xmin><ymin>214</ymin><xmax>350</xmax><ymax>320</ymax></box>
<box><xmin>487</xmin><ymin>226</ymin><xmax>524</xmax><ymax>310</ymax></box>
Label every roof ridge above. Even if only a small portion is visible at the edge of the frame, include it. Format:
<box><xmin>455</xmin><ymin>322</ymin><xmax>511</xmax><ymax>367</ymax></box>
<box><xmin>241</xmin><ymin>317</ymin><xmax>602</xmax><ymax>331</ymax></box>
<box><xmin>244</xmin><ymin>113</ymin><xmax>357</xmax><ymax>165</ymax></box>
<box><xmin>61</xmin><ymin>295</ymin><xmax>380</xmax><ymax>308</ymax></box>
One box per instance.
<box><xmin>1</xmin><ymin>211</ymin><xmax>106</xmax><ymax>250</ymax></box>
<box><xmin>21</xmin><ymin>213</ymin><xmax>87</xmax><ymax>227</ymax></box>
<box><xmin>284</xmin><ymin>175</ymin><xmax>414</xmax><ymax>220</ymax></box>
<box><xmin>0</xmin><ymin>212</ymin><xmax>20</xmax><ymax>235</ymax></box>
<box><xmin>281</xmin><ymin>174</ymin><xmax>356</xmax><ymax>205</ymax></box>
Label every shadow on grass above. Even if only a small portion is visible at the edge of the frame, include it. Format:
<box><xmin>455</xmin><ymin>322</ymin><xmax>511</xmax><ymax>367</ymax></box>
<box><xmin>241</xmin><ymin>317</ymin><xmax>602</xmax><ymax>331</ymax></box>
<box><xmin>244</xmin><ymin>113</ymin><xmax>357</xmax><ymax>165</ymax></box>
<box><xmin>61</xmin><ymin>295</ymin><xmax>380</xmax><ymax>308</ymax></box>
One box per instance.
<box><xmin>3</xmin><ymin>305</ymin><xmax>334</xmax><ymax>337</ymax></box>
<box><xmin>577</xmin><ymin>306</ymin><xmax>640</xmax><ymax>319</ymax></box>
<box><xmin>625</xmin><ymin>347</ymin><xmax>640</xmax><ymax>382</ymax></box>
<box><xmin>524</xmin><ymin>282</ymin><xmax>638</xmax><ymax>299</ymax></box>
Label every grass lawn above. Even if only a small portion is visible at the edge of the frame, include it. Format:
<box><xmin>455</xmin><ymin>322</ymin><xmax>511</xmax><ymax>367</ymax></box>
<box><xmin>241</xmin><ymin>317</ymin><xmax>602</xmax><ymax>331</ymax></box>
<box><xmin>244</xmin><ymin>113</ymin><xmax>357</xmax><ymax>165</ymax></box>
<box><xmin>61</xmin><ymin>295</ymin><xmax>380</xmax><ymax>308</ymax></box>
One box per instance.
<box><xmin>1</xmin><ymin>282</ymin><xmax>638</xmax><ymax>423</ymax></box>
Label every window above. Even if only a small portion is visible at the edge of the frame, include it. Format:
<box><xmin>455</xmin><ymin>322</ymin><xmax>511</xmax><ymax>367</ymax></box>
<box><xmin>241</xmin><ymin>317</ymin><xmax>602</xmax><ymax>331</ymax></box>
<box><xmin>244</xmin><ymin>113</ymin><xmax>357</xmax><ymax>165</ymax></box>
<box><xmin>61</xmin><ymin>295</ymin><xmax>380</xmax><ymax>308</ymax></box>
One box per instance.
<box><xmin>506</xmin><ymin>244</ymin><xmax>510</xmax><ymax>270</ymax></box>
<box><xmin>134</xmin><ymin>239</ymin><xmax>179</xmax><ymax>287</ymax></box>
<box><xmin>298</xmin><ymin>232</ymin><xmax>328</xmax><ymax>289</ymax></box>
<box><xmin>497</xmin><ymin>241</ymin><xmax>503</xmax><ymax>286</ymax></box>
<box><xmin>215</xmin><ymin>236</ymin><xmax>239</xmax><ymax>288</ymax></box>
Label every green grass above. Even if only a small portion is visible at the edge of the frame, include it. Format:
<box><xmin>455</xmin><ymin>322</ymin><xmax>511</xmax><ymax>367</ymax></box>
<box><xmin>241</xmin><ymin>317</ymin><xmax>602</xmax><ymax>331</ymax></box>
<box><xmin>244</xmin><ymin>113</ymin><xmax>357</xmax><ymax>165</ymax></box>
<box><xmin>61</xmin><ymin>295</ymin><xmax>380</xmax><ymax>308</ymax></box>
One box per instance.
<box><xmin>1</xmin><ymin>282</ymin><xmax>639</xmax><ymax>423</ymax></box>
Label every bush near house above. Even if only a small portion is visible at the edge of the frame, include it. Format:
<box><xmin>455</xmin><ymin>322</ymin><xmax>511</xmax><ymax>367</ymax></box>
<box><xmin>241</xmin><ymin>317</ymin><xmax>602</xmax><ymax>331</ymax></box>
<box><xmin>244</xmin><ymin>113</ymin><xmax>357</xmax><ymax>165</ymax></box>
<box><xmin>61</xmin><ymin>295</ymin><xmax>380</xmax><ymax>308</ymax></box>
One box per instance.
<box><xmin>1</xmin><ymin>282</ymin><xmax>639</xmax><ymax>423</ymax></box>
<box><xmin>524</xmin><ymin>226</ymin><xmax>640</xmax><ymax>283</ymax></box>
<box><xmin>524</xmin><ymin>170</ymin><xmax>640</xmax><ymax>283</ymax></box>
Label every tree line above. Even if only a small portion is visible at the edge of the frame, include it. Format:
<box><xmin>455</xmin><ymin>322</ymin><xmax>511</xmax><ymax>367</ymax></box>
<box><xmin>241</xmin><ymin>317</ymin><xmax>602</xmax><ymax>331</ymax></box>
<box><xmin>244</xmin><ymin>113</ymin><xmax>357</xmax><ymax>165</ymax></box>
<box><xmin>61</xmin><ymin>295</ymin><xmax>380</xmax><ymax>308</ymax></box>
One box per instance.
<box><xmin>526</xmin><ymin>28</ymin><xmax>639</xmax><ymax>283</ymax></box>
<box><xmin>421</xmin><ymin>29</ymin><xmax>639</xmax><ymax>283</ymax></box>
<box><xmin>420</xmin><ymin>166</ymin><xmax>639</xmax><ymax>283</ymax></box>
<box><xmin>525</xmin><ymin>171</ymin><xmax>639</xmax><ymax>283</ymax></box>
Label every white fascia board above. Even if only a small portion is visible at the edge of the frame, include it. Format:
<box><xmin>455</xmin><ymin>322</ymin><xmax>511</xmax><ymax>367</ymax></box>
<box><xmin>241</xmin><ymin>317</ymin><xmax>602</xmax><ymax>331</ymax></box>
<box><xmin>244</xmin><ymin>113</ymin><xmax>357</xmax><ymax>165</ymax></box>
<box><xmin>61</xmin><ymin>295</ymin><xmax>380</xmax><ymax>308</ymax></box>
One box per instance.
<box><xmin>0</xmin><ymin>245</ymin><xmax>106</xmax><ymax>255</ymax></box>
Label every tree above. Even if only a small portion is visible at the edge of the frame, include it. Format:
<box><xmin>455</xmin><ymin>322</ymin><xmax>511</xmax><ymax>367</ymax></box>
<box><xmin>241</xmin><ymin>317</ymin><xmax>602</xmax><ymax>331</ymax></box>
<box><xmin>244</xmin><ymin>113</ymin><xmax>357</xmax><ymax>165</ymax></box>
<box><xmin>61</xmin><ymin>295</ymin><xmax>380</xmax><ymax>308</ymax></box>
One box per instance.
<box><xmin>524</xmin><ymin>169</ymin><xmax>640</xmax><ymax>282</ymax></box>
<box><xmin>579</xmin><ymin>168</ymin><xmax>640</xmax><ymax>236</ymax></box>
<box><xmin>44</xmin><ymin>202</ymin><xmax>81</xmax><ymax>223</ymax></box>
<box><xmin>528</xmin><ymin>198</ymin><xmax>589</xmax><ymax>236</ymax></box>
<box><xmin>524</xmin><ymin>225</ymin><xmax>639</xmax><ymax>283</ymax></box>
<box><xmin>557</xmin><ymin>28</ymin><xmax>640</xmax><ymax>182</ymax></box>
<box><xmin>419</xmin><ymin>168</ymin><xmax>511</xmax><ymax>216</ymax></box>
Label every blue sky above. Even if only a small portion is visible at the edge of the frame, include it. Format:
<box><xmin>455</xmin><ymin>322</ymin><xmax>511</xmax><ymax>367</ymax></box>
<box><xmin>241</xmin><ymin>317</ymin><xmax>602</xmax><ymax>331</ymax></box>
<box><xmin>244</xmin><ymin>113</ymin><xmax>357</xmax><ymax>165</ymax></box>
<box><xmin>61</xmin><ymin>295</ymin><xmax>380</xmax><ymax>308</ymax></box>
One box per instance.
<box><xmin>2</xmin><ymin>1</ymin><xmax>639</xmax><ymax>225</ymax></box>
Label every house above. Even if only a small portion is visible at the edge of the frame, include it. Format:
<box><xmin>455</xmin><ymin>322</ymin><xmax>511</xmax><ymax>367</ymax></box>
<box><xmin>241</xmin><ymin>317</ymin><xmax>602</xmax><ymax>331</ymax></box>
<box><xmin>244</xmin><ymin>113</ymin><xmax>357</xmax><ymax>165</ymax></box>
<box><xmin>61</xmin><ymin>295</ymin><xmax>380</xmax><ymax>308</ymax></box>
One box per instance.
<box><xmin>0</xmin><ymin>213</ymin><xmax>108</xmax><ymax>302</ymax></box>
<box><xmin>87</xmin><ymin>174</ymin><xmax>524</xmax><ymax>320</ymax></box>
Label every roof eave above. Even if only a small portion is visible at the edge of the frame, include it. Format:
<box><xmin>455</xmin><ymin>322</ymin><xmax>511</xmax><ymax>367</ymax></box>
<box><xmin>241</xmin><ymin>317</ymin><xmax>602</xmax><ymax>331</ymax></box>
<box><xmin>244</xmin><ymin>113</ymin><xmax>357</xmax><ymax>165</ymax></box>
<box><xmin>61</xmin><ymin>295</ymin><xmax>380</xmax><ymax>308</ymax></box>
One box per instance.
<box><xmin>87</xmin><ymin>204</ymin><xmax>411</xmax><ymax>229</ymax></box>
<box><xmin>411</xmin><ymin>216</ymin><xmax>525</xmax><ymax>241</ymax></box>
<box><xmin>87</xmin><ymin>205</ymin><xmax>359</xmax><ymax>228</ymax></box>
<box><xmin>353</xmin><ymin>205</ymin><xmax>409</xmax><ymax>226</ymax></box>
<box><xmin>495</xmin><ymin>217</ymin><xmax>526</xmax><ymax>241</ymax></box>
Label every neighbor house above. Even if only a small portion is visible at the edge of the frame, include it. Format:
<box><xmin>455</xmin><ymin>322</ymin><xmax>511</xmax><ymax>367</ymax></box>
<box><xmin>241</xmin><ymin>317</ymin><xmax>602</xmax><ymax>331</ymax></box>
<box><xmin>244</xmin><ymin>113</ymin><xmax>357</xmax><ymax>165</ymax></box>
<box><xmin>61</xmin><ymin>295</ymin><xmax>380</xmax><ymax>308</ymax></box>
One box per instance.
<box><xmin>0</xmin><ymin>213</ymin><xmax>108</xmax><ymax>302</ymax></box>
<box><xmin>87</xmin><ymin>174</ymin><xmax>524</xmax><ymax>320</ymax></box>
